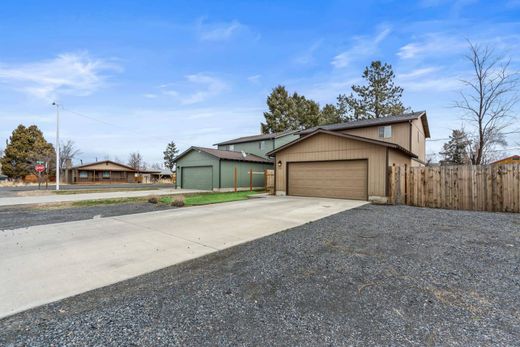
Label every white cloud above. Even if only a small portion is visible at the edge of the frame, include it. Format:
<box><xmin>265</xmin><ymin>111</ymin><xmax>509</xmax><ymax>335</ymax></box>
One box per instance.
<box><xmin>197</xmin><ymin>18</ymin><xmax>244</xmax><ymax>41</ymax></box>
<box><xmin>398</xmin><ymin>34</ymin><xmax>465</xmax><ymax>59</ymax></box>
<box><xmin>0</xmin><ymin>52</ymin><xmax>120</xmax><ymax>100</ymax></box>
<box><xmin>294</xmin><ymin>40</ymin><xmax>322</xmax><ymax>66</ymax></box>
<box><xmin>143</xmin><ymin>93</ymin><xmax>158</xmax><ymax>98</ymax></box>
<box><xmin>332</xmin><ymin>26</ymin><xmax>392</xmax><ymax>68</ymax></box>
<box><xmin>398</xmin><ymin>66</ymin><xmax>461</xmax><ymax>92</ymax></box>
<box><xmin>247</xmin><ymin>74</ymin><xmax>261</xmax><ymax>84</ymax></box>
<box><xmin>160</xmin><ymin>73</ymin><xmax>228</xmax><ymax>104</ymax></box>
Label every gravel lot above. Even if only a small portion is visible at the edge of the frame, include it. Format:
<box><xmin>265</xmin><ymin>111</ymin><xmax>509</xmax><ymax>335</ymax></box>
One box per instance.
<box><xmin>0</xmin><ymin>203</ymin><xmax>175</xmax><ymax>230</ymax></box>
<box><xmin>1</xmin><ymin>205</ymin><xmax>519</xmax><ymax>346</ymax></box>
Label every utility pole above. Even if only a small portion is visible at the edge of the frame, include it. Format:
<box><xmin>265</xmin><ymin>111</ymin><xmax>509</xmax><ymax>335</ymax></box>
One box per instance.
<box><xmin>52</xmin><ymin>102</ymin><xmax>60</xmax><ymax>190</ymax></box>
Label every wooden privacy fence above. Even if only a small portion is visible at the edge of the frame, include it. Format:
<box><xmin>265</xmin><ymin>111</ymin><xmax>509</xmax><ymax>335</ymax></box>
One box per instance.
<box><xmin>388</xmin><ymin>164</ymin><xmax>520</xmax><ymax>213</ymax></box>
<box><xmin>265</xmin><ymin>169</ymin><xmax>275</xmax><ymax>194</ymax></box>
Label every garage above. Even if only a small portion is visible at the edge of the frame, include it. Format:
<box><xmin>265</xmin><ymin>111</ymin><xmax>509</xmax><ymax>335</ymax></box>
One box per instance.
<box><xmin>181</xmin><ymin>166</ymin><xmax>213</xmax><ymax>190</ymax></box>
<box><xmin>287</xmin><ymin>160</ymin><xmax>368</xmax><ymax>200</ymax></box>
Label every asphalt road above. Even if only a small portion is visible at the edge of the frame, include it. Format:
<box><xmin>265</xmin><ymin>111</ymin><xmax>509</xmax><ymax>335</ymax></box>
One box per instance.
<box><xmin>0</xmin><ymin>183</ymin><xmax>175</xmax><ymax>197</ymax></box>
<box><xmin>0</xmin><ymin>202</ymin><xmax>175</xmax><ymax>230</ymax></box>
<box><xmin>1</xmin><ymin>205</ymin><xmax>519</xmax><ymax>346</ymax></box>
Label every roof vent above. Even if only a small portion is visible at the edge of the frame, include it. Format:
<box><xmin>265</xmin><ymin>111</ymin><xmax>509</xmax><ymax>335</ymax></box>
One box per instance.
<box><xmin>241</xmin><ymin>150</ymin><xmax>247</xmax><ymax>158</ymax></box>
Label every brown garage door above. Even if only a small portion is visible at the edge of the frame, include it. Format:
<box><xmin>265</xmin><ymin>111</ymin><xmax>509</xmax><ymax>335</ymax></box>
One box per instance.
<box><xmin>287</xmin><ymin>160</ymin><xmax>368</xmax><ymax>200</ymax></box>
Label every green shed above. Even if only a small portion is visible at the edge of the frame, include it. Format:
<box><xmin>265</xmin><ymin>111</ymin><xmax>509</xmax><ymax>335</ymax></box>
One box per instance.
<box><xmin>174</xmin><ymin>146</ymin><xmax>273</xmax><ymax>191</ymax></box>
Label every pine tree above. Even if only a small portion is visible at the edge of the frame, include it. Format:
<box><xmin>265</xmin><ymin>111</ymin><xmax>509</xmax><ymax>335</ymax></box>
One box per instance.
<box><xmin>440</xmin><ymin>129</ymin><xmax>471</xmax><ymax>165</ymax></box>
<box><xmin>337</xmin><ymin>61</ymin><xmax>407</xmax><ymax>120</ymax></box>
<box><xmin>0</xmin><ymin>124</ymin><xmax>55</xmax><ymax>178</ymax></box>
<box><xmin>163</xmin><ymin>141</ymin><xmax>179</xmax><ymax>171</ymax></box>
<box><xmin>261</xmin><ymin>86</ymin><xmax>344</xmax><ymax>133</ymax></box>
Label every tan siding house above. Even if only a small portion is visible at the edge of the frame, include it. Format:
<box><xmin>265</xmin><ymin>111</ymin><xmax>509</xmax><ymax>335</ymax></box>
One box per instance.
<box><xmin>267</xmin><ymin>112</ymin><xmax>430</xmax><ymax>202</ymax></box>
<box><xmin>66</xmin><ymin>160</ymin><xmax>140</xmax><ymax>184</ymax></box>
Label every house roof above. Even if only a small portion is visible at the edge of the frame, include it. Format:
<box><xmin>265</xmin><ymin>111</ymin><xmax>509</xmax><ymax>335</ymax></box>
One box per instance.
<box><xmin>299</xmin><ymin>111</ymin><xmax>430</xmax><ymax>138</ymax></box>
<box><xmin>490</xmin><ymin>155</ymin><xmax>520</xmax><ymax>164</ymax></box>
<box><xmin>70</xmin><ymin>160</ymin><xmax>138</xmax><ymax>171</ymax></box>
<box><xmin>214</xmin><ymin>130</ymin><xmax>298</xmax><ymax>146</ymax></box>
<box><xmin>174</xmin><ymin>146</ymin><xmax>273</xmax><ymax>164</ymax></box>
<box><xmin>266</xmin><ymin>129</ymin><xmax>418</xmax><ymax>158</ymax></box>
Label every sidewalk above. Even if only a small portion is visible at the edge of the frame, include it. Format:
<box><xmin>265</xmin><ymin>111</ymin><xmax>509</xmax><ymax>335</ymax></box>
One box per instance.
<box><xmin>0</xmin><ymin>188</ymin><xmax>204</xmax><ymax>207</ymax></box>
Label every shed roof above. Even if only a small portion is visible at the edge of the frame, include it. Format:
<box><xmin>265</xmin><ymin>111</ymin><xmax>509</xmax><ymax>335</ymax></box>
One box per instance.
<box><xmin>174</xmin><ymin>146</ymin><xmax>273</xmax><ymax>164</ymax></box>
<box><xmin>214</xmin><ymin>130</ymin><xmax>298</xmax><ymax>146</ymax></box>
<box><xmin>266</xmin><ymin>129</ymin><xmax>418</xmax><ymax>158</ymax></box>
<box><xmin>299</xmin><ymin>111</ymin><xmax>430</xmax><ymax>138</ymax></box>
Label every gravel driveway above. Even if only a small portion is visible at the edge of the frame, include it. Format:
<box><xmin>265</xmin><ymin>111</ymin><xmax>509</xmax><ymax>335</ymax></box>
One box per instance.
<box><xmin>1</xmin><ymin>205</ymin><xmax>519</xmax><ymax>346</ymax></box>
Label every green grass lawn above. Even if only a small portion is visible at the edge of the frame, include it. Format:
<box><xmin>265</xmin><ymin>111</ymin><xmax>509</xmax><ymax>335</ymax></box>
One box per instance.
<box><xmin>160</xmin><ymin>191</ymin><xmax>262</xmax><ymax>206</ymax></box>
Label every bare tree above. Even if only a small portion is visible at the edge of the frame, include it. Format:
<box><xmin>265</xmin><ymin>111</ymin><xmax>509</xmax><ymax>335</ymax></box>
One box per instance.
<box><xmin>454</xmin><ymin>41</ymin><xmax>519</xmax><ymax>165</ymax></box>
<box><xmin>59</xmin><ymin>140</ymin><xmax>81</xmax><ymax>169</ymax></box>
<box><xmin>128</xmin><ymin>152</ymin><xmax>144</xmax><ymax>171</ymax></box>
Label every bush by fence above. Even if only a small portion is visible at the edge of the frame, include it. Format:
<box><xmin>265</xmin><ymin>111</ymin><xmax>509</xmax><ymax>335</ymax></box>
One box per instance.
<box><xmin>388</xmin><ymin>164</ymin><xmax>520</xmax><ymax>213</ymax></box>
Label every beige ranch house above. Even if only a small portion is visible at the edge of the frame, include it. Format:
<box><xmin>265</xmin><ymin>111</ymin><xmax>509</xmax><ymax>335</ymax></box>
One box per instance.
<box><xmin>267</xmin><ymin>111</ymin><xmax>430</xmax><ymax>203</ymax></box>
<box><xmin>65</xmin><ymin>160</ymin><xmax>159</xmax><ymax>184</ymax></box>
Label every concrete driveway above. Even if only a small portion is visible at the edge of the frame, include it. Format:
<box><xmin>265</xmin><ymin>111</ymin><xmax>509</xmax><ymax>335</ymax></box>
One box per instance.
<box><xmin>0</xmin><ymin>196</ymin><xmax>367</xmax><ymax>318</ymax></box>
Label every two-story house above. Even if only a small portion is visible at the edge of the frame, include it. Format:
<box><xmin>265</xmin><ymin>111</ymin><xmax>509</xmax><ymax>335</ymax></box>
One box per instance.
<box><xmin>266</xmin><ymin>111</ymin><xmax>430</xmax><ymax>202</ymax></box>
<box><xmin>173</xmin><ymin>131</ymin><xmax>298</xmax><ymax>191</ymax></box>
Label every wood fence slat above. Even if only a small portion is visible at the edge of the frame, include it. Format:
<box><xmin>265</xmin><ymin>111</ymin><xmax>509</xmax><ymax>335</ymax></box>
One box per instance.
<box><xmin>387</xmin><ymin>164</ymin><xmax>519</xmax><ymax>213</ymax></box>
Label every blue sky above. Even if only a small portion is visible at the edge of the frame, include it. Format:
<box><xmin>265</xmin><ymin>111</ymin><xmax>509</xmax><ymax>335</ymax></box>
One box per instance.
<box><xmin>0</xmin><ymin>0</ymin><xmax>519</xmax><ymax>166</ymax></box>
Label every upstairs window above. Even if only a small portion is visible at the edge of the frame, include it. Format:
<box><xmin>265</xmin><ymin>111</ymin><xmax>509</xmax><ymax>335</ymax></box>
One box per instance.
<box><xmin>259</xmin><ymin>140</ymin><xmax>266</xmax><ymax>150</ymax></box>
<box><xmin>228</xmin><ymin>144</ymin><xmax>234</xmax><ymax>151</ymax></box>
<box><xmin>378</xmin><ymin>126</ymin><xmax>392</xmax><ymax>138</ymax></box>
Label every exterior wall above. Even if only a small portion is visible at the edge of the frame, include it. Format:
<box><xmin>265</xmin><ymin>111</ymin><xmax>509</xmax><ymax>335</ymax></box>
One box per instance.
<box><xmin>411</xmin><ymin>158</ymin><xmax>425</xmax><ymax>167</ymax></box>
<box><xmin>342</xmin><ymin>122</ymin><xmax>411</xmax><ymax>151</ymax></box>
<box><xmin>218</xmin><ymin>139</ymin><xmax>274</xmax><ymax>159</ymax></box>
<box><xmin>274</xmin><ymin>133</ymin><xmax>388</xmax><ymax>198</ymax></box>
<box><xmin>274</xmin><ymin>133</ymin><xmax>299</xmax><ymax>149</ymax></box>
<box><xmin>220</xmin><ymin>160</ymin><xmax>274</xmax><ymax>189</ymax></box>
<box><xmin>410</xmin><ymin>118</ymin><xmax>426</xmax><ymax>161</ymax></box>
<box><xmin>175</xmin><ymin>150</ymin><xmax>220</xmax><ymax>189</ymax></box>
<box><xmin>69</xmin><ymin>169</ymin><xmax>135</xmax><ymax>184</ymax></box>
<box><xmin>388</xmin><ymin>149</ymin><xmax>412</xmax><ymax>167</ymax></box>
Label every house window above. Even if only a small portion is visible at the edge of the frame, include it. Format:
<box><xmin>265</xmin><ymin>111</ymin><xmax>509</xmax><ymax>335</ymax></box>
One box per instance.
<box><xmin>259</xmin><ymin>140</ymin><xmax>266</xmax><ymax>150</ymax></box>
<box><xmin>379</xmin><ymin>126</ymin><xmax>392</xmax><ymax>138</ymax></box>
<box><xmin>228</xmin><ymin>144</ymin><xmax>234</xmax><ymax>151</ymax></box>
<box><xmin>102</xmin><ymin>170</ymin><xmax>110</xmax><ymax>179</ymax></box>
<box><xmin>79</xmin><ymin>171</ymin><xmax>88</xmax><ymax>178</ymax></box>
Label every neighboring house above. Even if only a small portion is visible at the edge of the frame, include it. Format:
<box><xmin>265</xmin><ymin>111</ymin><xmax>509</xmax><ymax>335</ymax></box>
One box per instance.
<box><xmin>214</xmin><ymin>131</ymin><xmax>299</xmax><ymax>159</ymax></box>
<box><xmin>491</xmin><ymin>155</ymin><xmax>520</xmax><ymax>165</ymax></box>
<box><xmin>66</xmin><ymin>160</ymin><xmax>142</xmax><ymax>184</ymax></box>
<box><xmin>266</xmin><ymin>111</ymin><xmax>430</xmax><ymax>202</ymax></box>
<box><xmin>174</xmin><ymin>147</ymin><xmax>273</xmax><ymax>191</ymax></box>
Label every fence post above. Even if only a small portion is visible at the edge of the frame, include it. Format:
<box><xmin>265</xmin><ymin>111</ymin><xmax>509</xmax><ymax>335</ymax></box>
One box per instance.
<box><xmin>249</xmin><ymin>169</ymin><xmax>253</xmax><ymax>191</ymax></box>
<box><xmin>234</xmin><ymin>167</ymin><xmax>237</xmax><ymax>192</ymax></box>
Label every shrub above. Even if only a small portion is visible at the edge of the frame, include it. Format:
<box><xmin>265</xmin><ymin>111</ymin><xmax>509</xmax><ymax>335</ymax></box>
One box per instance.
<box><xmin>171</xmin><ymin>195</ymin><xmax>185</xmax><ymax>207</ymax></box>
<box><xmin>148</xmin><ymin>195</ymin><xmax>159</xmax><ymax>204</ymax></box>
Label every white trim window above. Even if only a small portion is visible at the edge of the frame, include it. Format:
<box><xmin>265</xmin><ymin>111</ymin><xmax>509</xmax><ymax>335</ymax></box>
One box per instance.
<box><xmin>378</xmin><ymin>125</ymin><xmax>392</xmax><ymax>138</ymax></box>
<box><xmin>228</xmin><ymin>144</ymin><xmax>235</xmax><ymax>151</ymax></box>
<box><xmin>79</xmin><ymin>171</ymin><xmax>88</xmax><ymax>178</ymax></box>
<box><xmin>259</xmin><ymin>140</ymin><xmax>266</xmax><ymax>150</ymax></box>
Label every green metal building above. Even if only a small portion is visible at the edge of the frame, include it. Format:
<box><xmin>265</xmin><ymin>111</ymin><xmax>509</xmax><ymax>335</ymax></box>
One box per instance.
<box><xmin>174</xmin><ymin>147</ymin><xmax>274</xmax><ymax>191</ymax></box>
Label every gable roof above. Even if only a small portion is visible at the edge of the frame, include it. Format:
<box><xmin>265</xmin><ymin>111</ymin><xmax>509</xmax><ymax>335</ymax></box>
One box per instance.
<box><xmin>70</xmin><ymin>160</ymin><xmax>138</xmax><ymax>171</ymax></box>
<box><xmin>174</xmin><ymin>146</ymin><xmax>273</xmax><ymax>164</ymax></box>
<box><xmin>266</xmin><ymin>129</ymin><xmax>418</xmax><ymax>158</ymax></box>
<box><xmin>214</xmin><ymin>130</ymin><xmax>298</xmax><ymax>146</ymax></box>
<box><xmin>299</xmin><ymin>111</ymin><xmax>430</xmax><ymax>138</ymax></box>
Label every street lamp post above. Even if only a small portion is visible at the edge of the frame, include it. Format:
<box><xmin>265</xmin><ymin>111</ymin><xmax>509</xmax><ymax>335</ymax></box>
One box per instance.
<box><xmin>52</xmin><ymin>102</ymin><xmax>60</xmax><ymax>191</ymax></box>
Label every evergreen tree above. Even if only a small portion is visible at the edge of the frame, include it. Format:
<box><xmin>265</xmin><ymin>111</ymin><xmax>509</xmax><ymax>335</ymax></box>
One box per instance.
<box><xmin>337</xmin><ymin>61</ymin><xmax>407</xmax><ymax>120</ymax></box>
<box><xmin>440</xmin><ymin>129</ymin><xmax>471</xmax><ymax>165</ymax></box>
<box><xmin>0</xmin><ymin>124</ymin><xmax>55</xmax><ymax>178</ymax></box>
<box><xmin>319</xmin><ymin>103</ymin><xmax>343</xmax><ymax>125</ymax></box>
<box><xmin>163</xmin><ymin>141</ymin><xmax>179</xmax><ymax>171</ymax></box>
<box><xmin>261</xmin><ymin>86</ymin><xmax>344</xmax><ymax>133</ymax></box>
